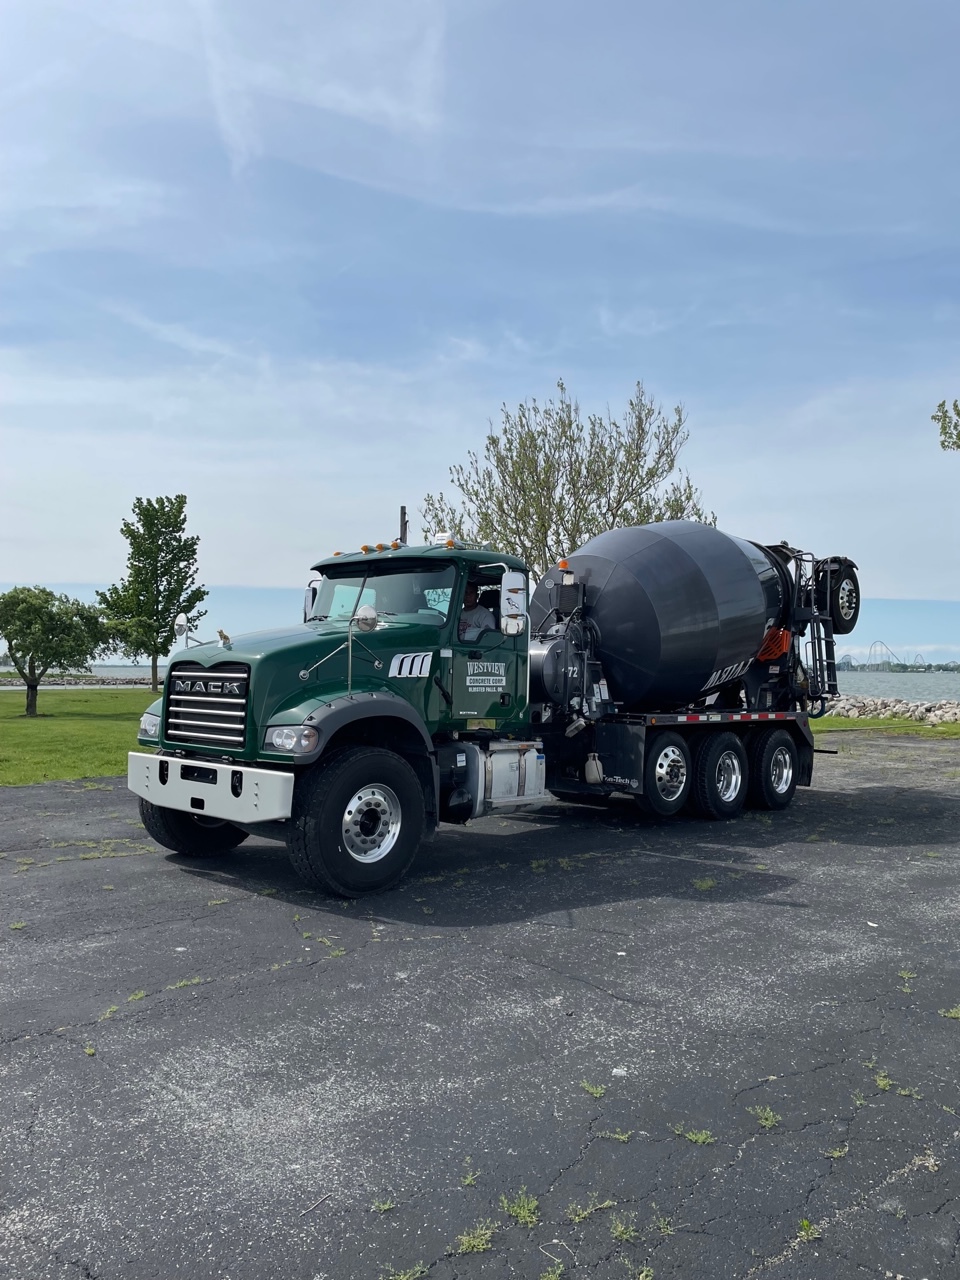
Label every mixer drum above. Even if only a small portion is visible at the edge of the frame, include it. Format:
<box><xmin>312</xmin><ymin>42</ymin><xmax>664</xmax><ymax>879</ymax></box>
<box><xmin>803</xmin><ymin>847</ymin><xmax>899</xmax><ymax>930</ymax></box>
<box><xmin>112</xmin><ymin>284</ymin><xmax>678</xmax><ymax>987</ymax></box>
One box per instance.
<box><xmin>530</xmin><ymin>521</ymin><xmax>787</xmax><ymax>711</ymax></box>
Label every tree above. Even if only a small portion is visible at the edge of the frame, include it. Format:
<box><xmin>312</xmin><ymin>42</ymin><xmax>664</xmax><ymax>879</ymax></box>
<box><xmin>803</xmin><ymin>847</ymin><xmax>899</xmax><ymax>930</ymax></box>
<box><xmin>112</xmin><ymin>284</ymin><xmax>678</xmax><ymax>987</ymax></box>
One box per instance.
<box><xmin>97</xmin><ymin>495</ymin><xmax>208</xmax><ymax>692</ymax></box>
<box><xmin>932</xmin><ymin>399</ymin><xmax>960</xmax><ymax>451</ymax></box>
<box><xmin>0</xmin><ymin>587</ymin><xmax>108</xmax><ymax>716</ymax></box>
<box><xmin>421</xmin><ymin>380</ymin><xmax>714</xmax><ymax>581</ymax></box>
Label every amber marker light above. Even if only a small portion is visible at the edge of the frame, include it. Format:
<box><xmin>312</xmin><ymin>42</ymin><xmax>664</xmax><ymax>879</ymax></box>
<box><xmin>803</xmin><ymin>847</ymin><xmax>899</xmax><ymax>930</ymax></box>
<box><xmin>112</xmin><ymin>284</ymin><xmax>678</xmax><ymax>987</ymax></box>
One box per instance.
<box><xmin>360</xmin><ymin>545</ymin><xmax>371</xmax><ymax>553</ymax></box>
<box><xmin>558</xmin><ymin>559</ymin><xmax>569</xmax><ymax>570</ymax></box>
<box><xmin>332</xmin><ymin>551</ymin><xmax>342</xmax><ymax>556</ymax></box>
<box><xmin>445</xmin><ymin>539</ymin><xmax>456</xmax><ymax>548</ymax></box>
<box><xmin>390</xmin><ymin>541</ymin><xmax>400</xmax><ymax>550</ymax></box>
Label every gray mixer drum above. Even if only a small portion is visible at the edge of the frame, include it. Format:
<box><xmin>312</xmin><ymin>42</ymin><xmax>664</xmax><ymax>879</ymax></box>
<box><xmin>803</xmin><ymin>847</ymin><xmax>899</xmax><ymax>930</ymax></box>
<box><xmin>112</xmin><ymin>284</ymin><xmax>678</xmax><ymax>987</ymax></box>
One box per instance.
<box><xmin>530</xmin><ymin>521</ymin><xmax>787</xmax><ymax>711</ymax></box>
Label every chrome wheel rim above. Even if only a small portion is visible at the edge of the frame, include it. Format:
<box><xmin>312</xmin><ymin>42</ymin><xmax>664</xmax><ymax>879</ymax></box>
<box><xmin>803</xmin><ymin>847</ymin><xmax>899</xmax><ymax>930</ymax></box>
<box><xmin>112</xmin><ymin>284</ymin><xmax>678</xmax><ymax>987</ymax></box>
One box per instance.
<box><xmin>342</xmin><ymin>785</ymin><xmax>402</xmax><ymax>863</ymax></box>
<box><xmin>837</xmin><ymin>578</ymin><xmax>857</xmax><ymax>620</ymax></box>
<box><xmin>654</xmin><ymin>745</ymin><xmax>687</xmax><ymax>801</ymax></box>
<box><xmin>770</xmin><ymin>746</ymin><xmax>793</xmax><ymax>795</ymax></box>
<box><xmin>715</xmin><ymin>751</ymin><xmax>742</xmax><ymax>803</ymax></box>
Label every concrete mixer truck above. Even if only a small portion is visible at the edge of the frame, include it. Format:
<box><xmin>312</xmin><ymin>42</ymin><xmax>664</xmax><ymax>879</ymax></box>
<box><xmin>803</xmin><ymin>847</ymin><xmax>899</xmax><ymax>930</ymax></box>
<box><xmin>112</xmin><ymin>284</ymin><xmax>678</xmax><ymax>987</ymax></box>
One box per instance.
<box><xmin>127</xmin><ymin>521</ymin><xmax>860</xmax><ymax>896</ymax></box>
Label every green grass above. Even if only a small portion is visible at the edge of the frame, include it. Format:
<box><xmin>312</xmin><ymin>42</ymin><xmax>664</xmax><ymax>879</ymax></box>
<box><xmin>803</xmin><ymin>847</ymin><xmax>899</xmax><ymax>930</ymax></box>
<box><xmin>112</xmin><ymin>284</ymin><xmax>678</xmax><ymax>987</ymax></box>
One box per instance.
<box><xmin>0</xmin><ymin>689</ymin><xmax>156</xmax><ymax>786</ymax></box>
<box><xmin>811</xmin><ymin>716</ymin><xmax>960</xmax><ymax>739</ymax></box>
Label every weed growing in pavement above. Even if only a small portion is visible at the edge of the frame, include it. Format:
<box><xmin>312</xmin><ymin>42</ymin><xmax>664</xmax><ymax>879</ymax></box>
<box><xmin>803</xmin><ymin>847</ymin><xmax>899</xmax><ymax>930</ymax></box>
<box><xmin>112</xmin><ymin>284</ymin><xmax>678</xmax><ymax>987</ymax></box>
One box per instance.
<box><xmin>99</xmin><ymin>1006</ymin><xmax>119</xmax><ymax>1021</ymax></box>
<box><xmin>207</xmin><ymin>898</ymin><xmax>228</xmax><ymax>907</ymax></box>
<box><xmin>539</xmin><ymin>1265</ymin><xmax>564</xmax><ymax>1280</ymax></box>
<box><xmin>633</xmin><ymin>1269</ymin><xmax>655</xmax><ymax>1280</ymax></box>
<box><xmin>796</xmin><ymin>1218</ymin><xmax>822</xmax><ymax>1242</ymax></box>
<box><xmin>567</xmin><ymin>1194</ymin><xmax>616</xmax><ymax>1223</ymax></box>
<box><xmin>825</xmin><ymin>1143</ymin><xmax>849</xmax><ymax>1159</ymax></box>
<box><xmin>166</xmin><ymin>977</ymin><xmax>202</xmax><ymax>990</ymax></box>
<box><xmin>938</xmin><ymin>1005</ymin><xmax>960</xmax><ymax>1020</ymax></box>
<box><xmin>455</xmin><ymin>1220</ymin><xmax>497</xmax><ymax>1253</ymax></box>
<box><xmin>258</xmin><ymin>887</ymin><xmax>277</xmax><ymax>896</ymax></box>
<box><xmin>874</xmin><ymin>1070</ymin><xmax>894</xmax><ymax>1091</ymax></box>
<box><xmin>897</xmin><ymin>969</ymin><xmax>917</xmax><ymax>993</ymax></box>
<box><xmin>580</xmin><ymin>1080</ymin><xmax>606</xmax><ymax>1098</ymax></box>
<box><xmin>499</xmin><ymin>1187</ymin><xmax>539</xmax><ymax>1227</ymax></box>
<box><xmin>897</xmin><ymin>1086</ymin><xmax>922</xmax><ymax>1099</ymax></box>
<box><xmin>83</xmin><ymin>1046</ymin><xmax>95</xmax><ymax>1056</ymax></box>
<box><xmin>649</xmin><ymin>1205</ymin><xmax>676</xmax><ymax>1236</ymax></box>
<box><xmin>597</xmin><ymin>1129</ymin><xmax>633</xmax><ymax>1142</ymax></box>
<box><xmin>329</xmin><ymin>947</ymin><xmax>346</xmax><ymax>958</ymax></box>
<box><xmin>610</xmin><ymin>1214</ymin><xmax>637</xmax><ymax>1243</ymax></box>
<box><xmin>372</xmin><ymin>1199</ymin><xmax>395</xmax><ymax>1213</ymax></box>
<box><xmin>692</xmin><ymin>877</ymin><xmax>717</xmax><ymax>891</ymax></box>
<box><xmin>9</xmin><ymin>922</ymin><xmax>25</xmax><ymax>930</ymax></box>
<box><xmin>460</xmin><ymin>1158</ymin><xmax>480</xmax><ymax>1187</ymax></box>
<box><xmin>853</xmin><ymin>1090</ymin><xmax>865</xmax><ymax>1107</ymax></box>
<box><xmin>127</xmin><ymin>991</ymin><xmax>146</xmax><ymax>1002</ymax></box>
<box><xmin>747</xmin><ymin>1104</ymin><xmax>781</xmax><ymax>1130</ymax></box>
<box><xmin>531</xmin><ymin>860</ymin><xmax>548</xmax><ymax>872</ymax></box>
<box><xmin>925</xmin><ymin>851</ymin><xmax>941</xmax><ymax>858</ymax></box>
<box><xmin>380</xmin><ymin>1266</ymin><xmax>427</xmax><ymax>1280</ymax></box>
<box><xmin>672</xmin><ymin>1123</ymin><xmax>715</xmax><ymax>1145</ymax></box>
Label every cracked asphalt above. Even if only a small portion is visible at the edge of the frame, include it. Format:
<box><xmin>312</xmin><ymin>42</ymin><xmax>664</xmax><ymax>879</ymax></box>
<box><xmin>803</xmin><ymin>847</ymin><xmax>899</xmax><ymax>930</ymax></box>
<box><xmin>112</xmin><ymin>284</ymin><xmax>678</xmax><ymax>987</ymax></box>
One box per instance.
<box><xmin>2</xmin><ymin>732</ymin><xmax>959</xmax><ymax>1280</ymax></box>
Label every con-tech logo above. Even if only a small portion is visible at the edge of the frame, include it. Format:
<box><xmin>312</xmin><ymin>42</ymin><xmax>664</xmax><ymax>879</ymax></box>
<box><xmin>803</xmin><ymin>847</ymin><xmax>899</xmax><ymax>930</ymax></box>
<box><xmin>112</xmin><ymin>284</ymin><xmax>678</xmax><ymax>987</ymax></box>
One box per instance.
<box><xmin>389</xmin><ymin>652</ymin><xmax>433</xmax><ymax>678</ymax></box>
<box><xmin>466</xmin><ymin>660</ymin><xmax>506</xmax><ymax>693</ymax></box>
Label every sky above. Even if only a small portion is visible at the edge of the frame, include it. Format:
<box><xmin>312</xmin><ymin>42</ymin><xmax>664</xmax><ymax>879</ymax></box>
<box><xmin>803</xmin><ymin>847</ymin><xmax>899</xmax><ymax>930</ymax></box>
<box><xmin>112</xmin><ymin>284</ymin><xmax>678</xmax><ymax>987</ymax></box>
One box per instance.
<box><xmin>1</xmin><ymin>1</ymin><xmax>958</xmax><ymax>610</ymax></box>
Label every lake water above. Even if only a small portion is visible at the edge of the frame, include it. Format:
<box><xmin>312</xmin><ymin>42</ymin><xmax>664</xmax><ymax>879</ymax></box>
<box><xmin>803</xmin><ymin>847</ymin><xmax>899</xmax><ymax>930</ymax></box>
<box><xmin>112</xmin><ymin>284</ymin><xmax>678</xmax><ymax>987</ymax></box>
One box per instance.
<box><xmin>836</xmin><ymin>671</ymin><xmax>960</xmax><ymax>701</ymax></box>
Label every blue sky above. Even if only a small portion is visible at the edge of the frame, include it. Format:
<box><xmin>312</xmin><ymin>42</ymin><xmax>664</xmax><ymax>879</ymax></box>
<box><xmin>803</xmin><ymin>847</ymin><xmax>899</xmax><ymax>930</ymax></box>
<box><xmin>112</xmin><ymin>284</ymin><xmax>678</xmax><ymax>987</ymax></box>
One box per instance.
<box><xmin>1</xmin><ymin>0</ymin><xmax>958</xmax><ymax>605</ymax></box>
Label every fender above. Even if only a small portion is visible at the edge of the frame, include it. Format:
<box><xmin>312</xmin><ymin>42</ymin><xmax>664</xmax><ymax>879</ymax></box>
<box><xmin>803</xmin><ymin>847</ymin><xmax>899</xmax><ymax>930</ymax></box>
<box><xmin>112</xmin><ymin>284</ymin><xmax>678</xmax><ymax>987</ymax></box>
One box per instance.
<box><xmin>300</xmin><ymin>691</ymin><xmax>439</xmax><ymax>827</ymax></box>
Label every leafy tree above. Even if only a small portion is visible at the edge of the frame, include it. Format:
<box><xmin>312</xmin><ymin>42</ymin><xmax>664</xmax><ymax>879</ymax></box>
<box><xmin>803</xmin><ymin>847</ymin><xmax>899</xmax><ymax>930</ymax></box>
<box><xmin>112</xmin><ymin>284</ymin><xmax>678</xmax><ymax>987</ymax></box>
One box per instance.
<box><xmin>421</xmin><ymin>380</ymin><xmax>714</xmax><ymax>581</ymax></box>
<box><xmin>0</xmin><ymin>587</ymin><xmax>108</xmax><ymax>716</ymax></box>
<box><xmin>932</xmin><ymin>399</ymin><xmax>960</xmax><ymax>451</ymax></box>
<box><xmin>97</xmin><ymin>495</ymin><xmax>207</xmax><ymax>692</ymax></box>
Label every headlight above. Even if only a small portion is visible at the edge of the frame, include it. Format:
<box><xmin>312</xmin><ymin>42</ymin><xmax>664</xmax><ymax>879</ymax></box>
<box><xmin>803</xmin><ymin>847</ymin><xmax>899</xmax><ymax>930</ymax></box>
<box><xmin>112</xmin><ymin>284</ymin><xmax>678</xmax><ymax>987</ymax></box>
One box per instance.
<box><xmin>139</xmin><ymin>712</ymin><xmax>160</xmax><ymax>739</ymax></box>
<box><xmin>266</xmin><ymin>725</ymin><xmax>319</xmax><ymax>753</ymax></box>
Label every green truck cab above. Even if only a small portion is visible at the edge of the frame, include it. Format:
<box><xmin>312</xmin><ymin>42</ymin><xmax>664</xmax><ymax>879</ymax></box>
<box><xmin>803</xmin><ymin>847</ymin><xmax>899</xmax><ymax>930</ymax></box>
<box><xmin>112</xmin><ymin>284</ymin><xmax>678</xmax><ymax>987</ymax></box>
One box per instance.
<box><xmin>129</xmin><ymin>542</ymin><xmax>541</xmax><ymax>896</ymax></box>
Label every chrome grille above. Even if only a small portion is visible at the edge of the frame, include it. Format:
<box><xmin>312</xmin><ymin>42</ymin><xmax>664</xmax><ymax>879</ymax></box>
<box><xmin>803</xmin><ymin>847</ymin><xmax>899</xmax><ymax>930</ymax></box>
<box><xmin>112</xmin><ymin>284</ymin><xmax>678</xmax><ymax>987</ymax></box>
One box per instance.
<box><xmin>164</xmin><ymin>661</ymin><xmax>250</xmax><ymax>749</ymax></box>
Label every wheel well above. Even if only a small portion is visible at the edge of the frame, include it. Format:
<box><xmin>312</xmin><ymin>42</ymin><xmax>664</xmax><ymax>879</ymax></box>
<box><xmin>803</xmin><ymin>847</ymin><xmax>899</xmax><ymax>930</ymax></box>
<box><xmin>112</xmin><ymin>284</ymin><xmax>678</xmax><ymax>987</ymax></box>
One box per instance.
<box><xmin>667</xmin><ymin>722</ymin><xmax>813</xmax><ymax>787</ymax></box>
<box><xmin>322</xmin><ymin>717</ymin><xmax>438</xmax><ymax>834</ymax></box>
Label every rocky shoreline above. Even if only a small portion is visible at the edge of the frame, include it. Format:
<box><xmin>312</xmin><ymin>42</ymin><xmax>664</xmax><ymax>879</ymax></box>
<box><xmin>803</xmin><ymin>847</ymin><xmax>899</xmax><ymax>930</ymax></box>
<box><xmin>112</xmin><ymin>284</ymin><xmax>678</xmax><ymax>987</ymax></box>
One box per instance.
<box><xmin>0</xmin><ymin>676</ymin><xmax>157</xmax><ymax>688</ymax></box>
<box><xmin>823</xmin><ymin>695</ymin><xmax>960</xmax><ymax>725</ymax></box>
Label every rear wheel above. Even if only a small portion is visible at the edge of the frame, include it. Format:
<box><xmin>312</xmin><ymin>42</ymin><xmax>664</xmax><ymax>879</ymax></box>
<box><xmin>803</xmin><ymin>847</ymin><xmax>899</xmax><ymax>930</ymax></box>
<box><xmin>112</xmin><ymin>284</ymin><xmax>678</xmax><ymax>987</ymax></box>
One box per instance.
<box><xmin>139</xmin><ymin>798</ymin><xmax>249</xmax><ymax>857</ymax></box>
<box><xmin>691</xmin><ymin>731</ymin><xmax>748</xmax><ymax>820</ymax></box>
<box><xmin>748</xmin><ymin>728</ymin><xmax>798</xmax><ymax>810</ymax></box>
<box><xmin>636</xmin><ymin>731</ymin><xmax>692</xmax><ymax>817</ymax></box>
<box><xmin>288</xmin><ymin>747</ymin><xmax>424</xmax><ymax>896</ymax></box>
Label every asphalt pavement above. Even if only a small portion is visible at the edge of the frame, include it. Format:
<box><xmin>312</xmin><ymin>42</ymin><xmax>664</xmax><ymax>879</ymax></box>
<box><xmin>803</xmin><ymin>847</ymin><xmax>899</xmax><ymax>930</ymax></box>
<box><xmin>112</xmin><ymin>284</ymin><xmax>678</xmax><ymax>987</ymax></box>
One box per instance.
<box><xmin>2</xmin><ymin>733</ymin><xmax>959</xmax><ymax>1280</ymax></box>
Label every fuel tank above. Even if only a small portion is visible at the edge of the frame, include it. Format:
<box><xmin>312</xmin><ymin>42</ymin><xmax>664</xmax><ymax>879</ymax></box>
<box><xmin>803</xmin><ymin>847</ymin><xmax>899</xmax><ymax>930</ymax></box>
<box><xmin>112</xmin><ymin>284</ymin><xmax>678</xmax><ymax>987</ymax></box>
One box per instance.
<box><xmin>529</xmin><ymin>521</ymin><xmax>787</xmax><ymax>711</ymax></box>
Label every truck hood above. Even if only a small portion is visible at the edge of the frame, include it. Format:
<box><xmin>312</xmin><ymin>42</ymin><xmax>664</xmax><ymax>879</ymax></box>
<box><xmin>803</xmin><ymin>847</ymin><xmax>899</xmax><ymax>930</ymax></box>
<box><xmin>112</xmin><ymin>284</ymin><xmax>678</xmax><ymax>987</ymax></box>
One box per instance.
<box><xmin>168</xmin><ymin>618</ymin><xmax>443</xmax><ymax>672</ymax></box>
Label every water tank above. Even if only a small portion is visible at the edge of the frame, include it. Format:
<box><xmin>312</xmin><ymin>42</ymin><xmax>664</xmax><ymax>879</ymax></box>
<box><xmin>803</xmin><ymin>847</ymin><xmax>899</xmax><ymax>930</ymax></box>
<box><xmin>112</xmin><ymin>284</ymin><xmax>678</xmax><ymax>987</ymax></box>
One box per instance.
<box><xmin>530</xmin><ymin>522</ymin><xmax>787</xmax><ymax>711</ymax></box>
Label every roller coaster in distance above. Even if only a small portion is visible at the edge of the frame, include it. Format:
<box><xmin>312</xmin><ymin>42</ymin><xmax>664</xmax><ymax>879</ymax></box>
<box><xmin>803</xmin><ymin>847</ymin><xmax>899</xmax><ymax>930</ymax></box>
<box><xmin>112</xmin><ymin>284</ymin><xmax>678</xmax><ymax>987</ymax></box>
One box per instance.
<box><xmin>836</xmin><ymin>641</ymin><xmax>960</xmax><ymax>673</ymax></box>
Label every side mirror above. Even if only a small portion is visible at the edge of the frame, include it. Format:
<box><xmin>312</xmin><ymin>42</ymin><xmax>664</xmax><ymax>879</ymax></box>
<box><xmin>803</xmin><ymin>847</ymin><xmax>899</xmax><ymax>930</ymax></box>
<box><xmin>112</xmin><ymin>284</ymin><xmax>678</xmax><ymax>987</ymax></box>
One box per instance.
<box><xmin>303</xmin><ymin>585</ymin><xmax>318</xmax><ymax>622</ymax></box>
<box><xmin>354</xmin><ymin>604</ymin><xmax>379</xmax><ymax>633</ymax></box>
<box><xmin>174</xmin><ymin>612</ymin><xmax>188</xmax><ymax>639</ymax></box>
<box><xmin>500</xmin><ymin>571</ymin><xmax>527</xmax><ymax>636</ymax></box>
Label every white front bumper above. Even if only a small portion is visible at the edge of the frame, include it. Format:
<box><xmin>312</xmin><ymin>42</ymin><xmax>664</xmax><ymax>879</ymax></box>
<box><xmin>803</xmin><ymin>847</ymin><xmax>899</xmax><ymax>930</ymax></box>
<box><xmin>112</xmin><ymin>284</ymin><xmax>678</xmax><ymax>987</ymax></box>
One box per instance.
<box><xmin>128</xmin><ymin>753</ymin><xmax>294</xmax><ymax>824</ymax></box>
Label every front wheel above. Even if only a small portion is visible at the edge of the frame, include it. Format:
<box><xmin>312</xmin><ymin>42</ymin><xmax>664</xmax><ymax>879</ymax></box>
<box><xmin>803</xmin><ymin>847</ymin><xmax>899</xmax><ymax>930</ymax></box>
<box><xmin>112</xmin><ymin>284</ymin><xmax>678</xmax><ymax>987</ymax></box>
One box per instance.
<box><xmin>691</xmin><ymin>731</ymin><xmax>748</xmax><ymax>820</ymax></box>
<box><xmin>139</xmin><ymin>798</ymin><xmax>249</xmax><ymax>857</ymax></box>
<box><xmin>748</xmin><ymin>729</ymin><xmax>798</xmax><ymax>810</ymax></box>
<box><xmin>287</xmin><ymin>747</ymin><xmax>424</xmax><ymax>896</ymax></box>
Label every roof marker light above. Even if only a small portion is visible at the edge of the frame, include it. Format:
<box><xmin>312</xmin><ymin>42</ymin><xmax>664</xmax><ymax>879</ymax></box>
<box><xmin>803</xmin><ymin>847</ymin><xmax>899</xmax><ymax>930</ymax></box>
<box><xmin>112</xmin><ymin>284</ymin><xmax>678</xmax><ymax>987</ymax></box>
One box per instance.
<box><xmin>332</xmin><ymin>551</ymin><xmax>342</xmax><ymax>557</ymax></box>
<box><xmin>360</xmin><ymin>544</ymin><xmax>371</xmax><ymax>553</ymax></box>
<box><xmin>558</xmin><ymin>559</ymin><xmax>569</xmax><ymax>570</ymax></box>
<box><xmin>391</xmin><ymin>541</ymin><xmax>400</xmax><ymax>550</ymax></box>
<box><xmin>376</xmin><ymin>543</ymin><xmax>385</xmax><ymax>551</ymax></box>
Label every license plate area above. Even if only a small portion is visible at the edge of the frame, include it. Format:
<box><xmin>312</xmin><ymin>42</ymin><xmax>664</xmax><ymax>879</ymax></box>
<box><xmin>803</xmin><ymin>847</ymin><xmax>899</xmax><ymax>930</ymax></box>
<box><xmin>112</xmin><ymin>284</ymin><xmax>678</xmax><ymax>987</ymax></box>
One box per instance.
<box><xmin>180</xmin><ymin>764</ymin><xmax>217</xmax><ymax>785</ymax></box>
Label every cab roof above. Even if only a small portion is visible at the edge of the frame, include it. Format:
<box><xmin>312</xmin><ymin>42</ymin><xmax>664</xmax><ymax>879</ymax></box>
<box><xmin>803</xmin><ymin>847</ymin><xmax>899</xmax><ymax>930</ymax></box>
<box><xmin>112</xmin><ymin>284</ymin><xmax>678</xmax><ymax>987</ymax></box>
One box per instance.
<box><xmin>311</xmin><ymin>543</ymin><xmax>528</xmax><ymax>575</ymax></box>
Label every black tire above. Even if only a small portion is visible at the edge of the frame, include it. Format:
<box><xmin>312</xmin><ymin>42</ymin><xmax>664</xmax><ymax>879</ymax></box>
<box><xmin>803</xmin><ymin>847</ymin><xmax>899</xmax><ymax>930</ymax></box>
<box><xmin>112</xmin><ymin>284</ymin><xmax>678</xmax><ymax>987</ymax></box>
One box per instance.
<box><xmin>819</xmin><ymin>566</ymin><xmax>860</xmax><ymax>635</ymax></box>
<box><xmin>747</xmin><ymin>728</ymin><xmax>799</xmax><ymax>810</ymax></box>
<box><xmin>139</xmin><ymin>797</ymin><xmax>249</xmax><ymax>857</ymax></box>
<box><xmin>636</xmin><ymin>731</ymin><xmax>692</xmax><ymax>817</ymax></box>
<box><xmin>691</xmin><ymin>731</ymin><xmax>748</xmax><ymax>820</ymax></box>
<box><xmin>287</xmin><ymin>747</ymin><xmax>424</xmax><ymax>897</ymax></box>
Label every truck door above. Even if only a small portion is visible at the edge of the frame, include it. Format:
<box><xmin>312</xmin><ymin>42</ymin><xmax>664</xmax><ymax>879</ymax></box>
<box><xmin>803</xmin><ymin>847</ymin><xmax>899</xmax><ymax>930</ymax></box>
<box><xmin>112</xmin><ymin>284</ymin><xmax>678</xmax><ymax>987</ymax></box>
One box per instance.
<box><xmin>450</xmin><ymin>577</ymin><xmax>526</xmax><ymax>726</ymax></box>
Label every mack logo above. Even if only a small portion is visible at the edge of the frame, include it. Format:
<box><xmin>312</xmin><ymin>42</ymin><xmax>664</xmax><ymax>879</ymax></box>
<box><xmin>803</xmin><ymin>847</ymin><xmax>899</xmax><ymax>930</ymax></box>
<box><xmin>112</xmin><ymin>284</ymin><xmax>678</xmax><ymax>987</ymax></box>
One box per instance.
<box><xmin>389</xmin><ymin>652</ymin><xmax>433</xmax><ymax>679</ymax></box>
<box><xmin>701</xmin><ymin>659</ymin><xmax>751</xmax><ymax>691</ymax></box>
<box><xmin>173</xmin><ymin>679</ymin><xmax>244</xmax><ymax>695</ymax></box>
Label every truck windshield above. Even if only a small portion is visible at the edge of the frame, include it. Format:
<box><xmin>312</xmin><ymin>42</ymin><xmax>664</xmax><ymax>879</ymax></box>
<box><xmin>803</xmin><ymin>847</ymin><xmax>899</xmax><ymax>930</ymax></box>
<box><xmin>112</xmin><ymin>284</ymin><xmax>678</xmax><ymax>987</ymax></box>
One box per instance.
<box><xmin>309</xmin><ymin>564</ymin><xmax>457</xmax><ymax>626</ymax></box>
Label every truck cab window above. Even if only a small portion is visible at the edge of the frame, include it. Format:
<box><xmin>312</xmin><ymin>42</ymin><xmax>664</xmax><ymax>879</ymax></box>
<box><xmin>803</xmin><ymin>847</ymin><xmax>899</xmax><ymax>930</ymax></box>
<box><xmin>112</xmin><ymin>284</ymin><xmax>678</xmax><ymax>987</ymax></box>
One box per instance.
<box><xmin>310</xmin><ymin>564</ymin><xmax>457</xmax><ymax>627</ymax></box>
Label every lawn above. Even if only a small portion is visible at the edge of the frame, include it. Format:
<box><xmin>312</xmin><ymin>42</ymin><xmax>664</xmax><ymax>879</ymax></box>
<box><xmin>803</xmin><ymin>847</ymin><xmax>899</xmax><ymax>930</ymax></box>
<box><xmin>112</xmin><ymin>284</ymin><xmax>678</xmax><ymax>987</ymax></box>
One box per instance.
<box><xmin>0</xmin><ymin>689</ymin><xmax>156</xmax><ymax>786</ymax></box>
<box><xmin>811</xmin><ymin>715</ymin><xmax>960</xmax><ymax>739</ymax></box>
